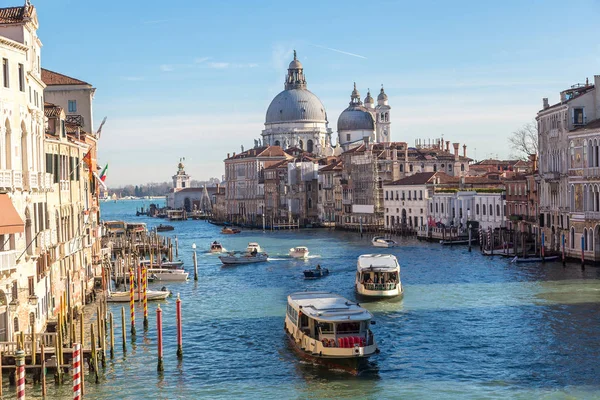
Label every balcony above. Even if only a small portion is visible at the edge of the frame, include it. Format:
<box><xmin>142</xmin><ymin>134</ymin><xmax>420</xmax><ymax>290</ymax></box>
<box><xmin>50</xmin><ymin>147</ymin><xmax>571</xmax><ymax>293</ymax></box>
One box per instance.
<box><xmin>0</xmin><ymin>170</ymin><xmax>12</xmax><ymax>188</ymax></box>
<box><xmin>24</xmin><ymin>171</ymin><xmax>39</xmax><ymax>191</ymax></box>
<box><xmin>0</xmin><ymin>250</ymin><xmax>17</xmax><ymax>273</ymax></box>
<box><xmin>59</xmin><ymin>180</ymin><xmax>70</xmax><ymax>191</ymax></box>
<box><xmin>12</xmin><ymin>171</ymin><xmax>22</xmax><ymax>189</ymax></box>
<box><xmin>66</xmin><ymin>114</ymin><xmax>84</xmax><ymax>127</ymax></box>
<box><xmin>43</xmin><ymin>173</ymin><xmax>53</xmax><ymax>191</ymax></box>
<box><xmin>584</xmin><ymin>167</ymin><xmax>600</xmax><ymax>178</ymax></box>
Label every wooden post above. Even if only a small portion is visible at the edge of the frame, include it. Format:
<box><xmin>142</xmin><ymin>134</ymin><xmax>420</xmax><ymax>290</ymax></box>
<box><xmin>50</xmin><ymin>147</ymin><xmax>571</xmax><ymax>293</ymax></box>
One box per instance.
<box><xmin>176</xmin><ymin>294</ymin><xmax>183</xmax><ymax>359</ymax></box>
<box><xmin>109</xmin><ymin>312</ymin><xmax>115</xmax><ymax>359</ymax></box>
<box><xmin>0</xmin><ymin>349</ymin><xmax>3</xmax><ymax>397</ymax></box>
<box><xmin>121</xmin><ymin>306</ymin><xmax>127</xmax><ymax>353</ymax></box>
<box><xmin>90</xmin><ymin>324</ymin><xmax>99</xmax><ymax>384</ymax></box>
<box><xmin>175</xmin><ymin>235</ymin><xmax>178</xmax><ymax>257</ymax></box>
<box><xmin>193</xmin><ymin>246</ymin><xmax>198</xmax><ymax>282</ymax></box>
<box><xmin>157</xmin><ymin>305</ymin><xmax>164</xmax><ymax>372</ymax></box>
<box><xmin>137</xmin><ymin>264</ymin><xmax>142</xmax><ymax>304</ymax></box>
<box><xmin>100</xmin><ymin>312</ymin><xmax>106</xmax><ymax>369</ymax></box>
<box><xmin>129</xmin><ymin>268</ymin><xmax>136</xmax><ymax>336</ymax></box>
<box><xmin>31</xmin><ymin>327</ymin><xmax>36</xmax><ymax>366</ymax></box>
<box><xmin>56</xmin><ymin>317</ymin><xmax>63</xmax><ymax>384</ymax></box>
<box><xmin>562</xmin><ymin>233</ymin><xmax>566</xmax><ymax>267</ymax></box>
<box><xmin>143</xmin><ymin>267</ymin><xmax>148</xmax><ymax>330</ymax></box>
<box><xmin>40</xmin><ymin>343</ymin><xmax>46</xmax><ymax>398</ymax></box>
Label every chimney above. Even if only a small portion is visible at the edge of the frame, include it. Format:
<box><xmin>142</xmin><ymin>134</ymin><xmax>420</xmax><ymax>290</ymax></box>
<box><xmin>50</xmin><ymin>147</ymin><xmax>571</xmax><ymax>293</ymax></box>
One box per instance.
<box><xmin>463</xmin><ymin>144</ymin><xmax>467</xmax><ymax>158</ymax></box>
<box><xmin>445</xmin><ymin>141</ymin><xmax>450</xmax><ymax>152</ymax></box>
<box><xmin>233</xmin><ymin>152</ymin><xmax>236</xmax><ymax>157</ymax></box>
<box><xmin>543</xmin><ymin>98</ymin><xmax>549</xmax><ymax>109</ymax></box>
<box><xmin>529</xmin><ymin>153</ymin><xmax>538</xmax><ymax>172</ymax></box>
<box><xmin>453</xmin><ymin>143</ymin><xmax>459</xmax><ymax>159</ymax></box>
<box><xmin>227</xmin><ymin>153</ymin><xmax>230</xmax><ymax>158</ymax></box>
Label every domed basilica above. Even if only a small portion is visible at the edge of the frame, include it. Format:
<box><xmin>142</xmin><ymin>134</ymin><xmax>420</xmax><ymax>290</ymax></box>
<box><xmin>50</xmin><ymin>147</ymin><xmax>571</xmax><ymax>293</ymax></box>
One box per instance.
<box><xmin>261</xmin><ymin>51</ymin><xmax>391</xmax><ymax>156</ymax></box>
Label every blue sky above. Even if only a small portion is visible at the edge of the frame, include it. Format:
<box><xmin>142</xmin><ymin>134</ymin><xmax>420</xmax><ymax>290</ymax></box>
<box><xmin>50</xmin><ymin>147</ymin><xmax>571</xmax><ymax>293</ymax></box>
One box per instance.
<box><xmin>35</xmin><ymin>0</ymin><xmax>600</xmax><ymax>186</ymax></box>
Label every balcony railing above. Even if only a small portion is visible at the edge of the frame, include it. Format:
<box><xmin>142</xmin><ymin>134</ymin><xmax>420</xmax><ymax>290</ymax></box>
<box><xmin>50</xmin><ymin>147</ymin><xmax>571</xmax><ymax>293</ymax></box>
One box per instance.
<box><xmin>0</xmin><ymin>170</ymin><xmax>12</xmax><ymax>188</ymax></box>
<box><xmin>59</xmin><ymin>180</ymin><xmax>70</xmax><ymax>191</ymax></box>
<box><xmin>544</xmin><ymin>172</ymin><xmax>560</xmax><ymax>181</ymax></box>
<box><xmin>66</xmin><ymin>114</ymin><xmax>84</xmax><ymax>127</ymax></box>
<box><xmin>585</xmin><ymin>211</ymin><xmax>600</xmax><ymax>220</ymax></box>
<box><xmin>12</xmin><ymin>171</ymin><xmax>22</xmax><ymax>189</ymax></box>
<box><xmin>0</xmin><ymin>250</ymin><xmax>17</xmax><ymax>273</ymax></box>
<box><xmin>24</xmin><ymin>171</ymin><xmax>39</xmax><ymax>191</ymax></box>
<box><xmin>584</xmin><ymin>167</ymin><xmax>600</xmax><ymax>178</ymax></box>
<box><xmin>44</xmin><ymin>173</ymin><xmax>53</xmax><ymax>190</ymax></box>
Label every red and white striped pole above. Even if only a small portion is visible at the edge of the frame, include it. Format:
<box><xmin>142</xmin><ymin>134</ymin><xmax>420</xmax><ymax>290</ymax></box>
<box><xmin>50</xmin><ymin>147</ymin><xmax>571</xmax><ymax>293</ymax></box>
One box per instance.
<box><xmin>137</xmin><ymin>264</ymin><xmax>142</xmax><ymax>304</ymax></box>
<box><xmin>157</xmin><ymin>305</ymin><xmax>164</xmax><ymax>372</ymax></box>
<box><xmin>176</xmin><ymin>294</ymin><xmax>182</xmax><ymax>359</ymax></box>
<box><xmin>72</xmin><ymin>343</ymin><xmax>81</xmax><ymax>400</ymax></box>
<box><xmin>16</xmin><ymin>349</ymin><xmax>25</xmax><ymax>400</ymax></box>
<box><xmin>129</xmin><ymin>268</ymin><xmax>136</xmax><ymax>336</ymax></box>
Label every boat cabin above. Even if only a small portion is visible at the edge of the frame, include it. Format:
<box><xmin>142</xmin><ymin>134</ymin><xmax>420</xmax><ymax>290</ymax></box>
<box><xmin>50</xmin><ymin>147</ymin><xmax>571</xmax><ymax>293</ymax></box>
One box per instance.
<box><xmin>356</xmin><ymin>254</ymin><xmax>400</xmax><ymax>291</ymax></box>
<box><xmin>286</xmin><ymin>292</ymin><xmax>374</xmax><ymax>348</ymax></box>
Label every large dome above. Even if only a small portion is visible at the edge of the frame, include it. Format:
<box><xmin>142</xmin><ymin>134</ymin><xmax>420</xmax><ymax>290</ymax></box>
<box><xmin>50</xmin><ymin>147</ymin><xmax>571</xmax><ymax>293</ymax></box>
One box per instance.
<box><xmin>337</xmin><ymin>106</ymin><xmax>375</xmax><ymax>131</ymax></box>
<box><xmin>265</xmin><ymin>89</ymin><xmax>327</xmax><ymax>125</ymax></box>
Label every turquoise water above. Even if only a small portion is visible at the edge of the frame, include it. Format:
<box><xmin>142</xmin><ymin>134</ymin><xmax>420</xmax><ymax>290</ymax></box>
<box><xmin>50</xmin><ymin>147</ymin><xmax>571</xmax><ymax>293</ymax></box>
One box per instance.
<box><xmin>20</xmin><ymin>199</ymin><xmax>600</xmax><ymax>399</ymax></box>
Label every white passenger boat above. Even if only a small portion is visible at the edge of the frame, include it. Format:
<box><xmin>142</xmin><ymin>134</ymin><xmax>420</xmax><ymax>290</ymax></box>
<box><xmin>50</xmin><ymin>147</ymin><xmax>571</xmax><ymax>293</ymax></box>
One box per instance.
<box><xmin>289</xmin><ymin>246</ymin><xmax>310</xmax><ymax>259</ymax></box>
<box><xmin>210</xmin><ymin>241</ymin><xmax>226</xmax><ymax>253</ymax></box>
<box><xmin>140</xmin><ymin>259</ymin><xmax>184</xmax><ymax>268</ymax></box>
<box><xmin>219</xmin><ymin>252</ymin><xmax>268</xmax><ymax>265</ymax></box>
<box><xmin>246</xmin><ymin>242</ymin><xmax>262</xmax><ymax>253</ymax></box>
<box><xmin>106</xmin><ymin>289</ymin><xmax>171</xmax><ymax>302</ymax></box>
<box><xmin>371</xmin><ymin>236</ymin><xmax>397</xmax><ymax>248</ymax></box>
<box><xmin>148</xmin><ymin>268</ymin><xmax>189</xmax><ymax>281</ymax></box>
<box><xmin>284</xmin><ymin>291</ymin><xmax>379</xmax><ymax>372</ymax></box>
<box><xmin>355</xmin><ymin>254</ymin><xmax>403</xmax><ymax>298</ymax></box>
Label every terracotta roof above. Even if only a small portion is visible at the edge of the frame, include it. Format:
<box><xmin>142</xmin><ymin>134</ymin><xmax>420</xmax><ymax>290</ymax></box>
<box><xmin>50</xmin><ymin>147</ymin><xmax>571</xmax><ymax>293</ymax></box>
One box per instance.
<box><xmin>265</xmin><ymin>159</ymin><xmax>290</xmax><ymax>170</ymax></box>
<box><xmin>227</xmin><ymin>145</ymin><xmax>292</xmax><ymax>160</ymax></box>
<box><xmin>41</xmin><ymin>68</ymin><xmax>90</xmax><ymax>86</ymax></box>
<box><xmin>388</xmin><ymin>172</ymin><xmax>436</xmax><ymax>186</ymax></box>
<box><xmin>44</xmin><ymin>102</ymin><xmax>62</xmax><ymax>118</ymax></box>
<box><xmin>0</xmin><ymin>5</ymin><xmax>33</xmax><ymax>24</ymax></box>
<box><xmin>319</xmin><ymin>160</ymin><xmax>343</xmax><ymax>172</ymax></box>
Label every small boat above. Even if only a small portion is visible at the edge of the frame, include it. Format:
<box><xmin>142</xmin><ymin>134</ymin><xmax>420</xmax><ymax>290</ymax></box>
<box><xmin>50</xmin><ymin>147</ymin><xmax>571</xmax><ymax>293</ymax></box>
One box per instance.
<box><xmin>284</xmin><ymin>291</ymin><xmax>379</xmax><ymax>372</ymax></box>
<box><xmin>221</xmin><ymin>227</ymin><xmax>241</xmax><ymax>234</ymax></box>
<box><xmin>107</xmin><ymin>289</ymin><xmax>171</xmax><ymax>302</ymax></box>
<box><xmin>246</xmin><ymin>242</ymin><xmax>262</xmax><ymax>253</ymax></box>
<box><xmin>219</xmin><ymin>252</ymin><xmax>268</xmax><ymax>265</ymax></box>
<box><xmin>147</xmin><ymin>268</ymin><xmax>189</xmax><ymax>281</ymax></box>
<box><xmin>482</xmin><ymin>248</ymin><xmax>514</xmax><ymax>256</ymax></box>
<box><xmin>210</xmin><ymin>241</ymin><xmax>226</xmax><ymax>253</ymax></box>
<box><xmin>371</xmin><ymin>236</ymin><xmax>397</xmax><ymax>248</ymax></box>
<box><xmin>289</xmin><ymin>246</ymin><xmax>310</xmax><ymax>259</ymax></box>
<box><xmin>156</xmin><ymin>224</ymin><xmax>174</xmax><ymax>232</ymax></box>
<box><xmin>355</xmin><ymin>254</ymin><xmax>403</xmax><ymax>298</ymax></box>
<box><xmin>303</xmin><ymin>267</ymin><xmax>329</xmax><ymax>279</ymax></box>
<box><xmin>510</xmin><ymin>255</ymin><xmax>560</xmax><ymax>264</ymax></box>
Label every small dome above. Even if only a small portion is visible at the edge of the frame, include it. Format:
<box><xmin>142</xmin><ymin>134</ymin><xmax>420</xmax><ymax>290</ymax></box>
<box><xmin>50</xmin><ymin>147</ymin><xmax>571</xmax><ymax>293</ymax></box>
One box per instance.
<box><xmin>288</xmin><ymin>50</ymin><xmax>303</xmax><ymax>69</ymax></box>
<box><xmin>337</xmin><ymin>107</ymin><xmax>375</xmax><ymax>132</ymax></box>
<box><xmin>266</xmin><ymin>89</ymin><xmax>327</xmax><ymax>124</ymax></box>
<box><xmin>364</xmin><ymin>90</ymin><xmax>374</xmax><ymax>104</ymax></box>
<box><xmin>378</xmin><ymin>87</ymin><xmax>388</xmax><ymax>101</ymax></box>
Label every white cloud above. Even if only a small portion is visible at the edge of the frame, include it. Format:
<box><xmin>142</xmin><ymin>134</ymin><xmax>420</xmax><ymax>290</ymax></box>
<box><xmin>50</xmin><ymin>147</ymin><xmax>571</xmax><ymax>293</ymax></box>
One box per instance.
<box><xmin>208</xmin><ymin>62</ymin><xmax>230</xmax><ymax>69</ymax></box>
<box><xmin>159</xmin><ymin>64</ymin><xmax>174</xmax><ymax>72</ymax></box>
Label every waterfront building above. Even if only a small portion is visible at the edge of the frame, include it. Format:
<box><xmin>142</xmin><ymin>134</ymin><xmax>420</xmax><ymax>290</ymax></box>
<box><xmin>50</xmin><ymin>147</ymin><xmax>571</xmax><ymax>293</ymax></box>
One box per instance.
<box><xmin>224</xmin><ymin>145</ymin><xmax>292</xmax><ymax>224</ymax></box>
<box><xmin>317</xmin><ymin>159</ymin><xmax>343</xmax><ymax>225</ymax></box>
<box><xmin>261</xmin><ymin>52</ymin><xmax>333</xmax><ymax>156</ymax></box>
<box><xmin>263</xmin><ymin>159</ymin><xmax>290</xmax><ymax>225</ymax></box>
<box><xmin>408</xmin><ymin>140</ymin><xmax>471</xmax><ymax>177</ymax></box>
<box><xmin>428</xmin><ymin>190</ymin><xmax>505</xmax><ymax>232</ymax></box>
<box><xmin>286</xmin><ymin>155</ymin><xmax>320</xmax><ymax>225</ymax></box>
<box><xmin>504</xmin><ymin>155</ymin><xmax>539</xmax><ymax>236</ymax></box>
<box><xmin>537</xmin><ymin>75</ymin><xmax>600</xmax><ymax>257</ymax></box>
<box><xmin>384</xmin><ymin>172</ymin><xmax>436</xmax><ymax>231</ymax></box>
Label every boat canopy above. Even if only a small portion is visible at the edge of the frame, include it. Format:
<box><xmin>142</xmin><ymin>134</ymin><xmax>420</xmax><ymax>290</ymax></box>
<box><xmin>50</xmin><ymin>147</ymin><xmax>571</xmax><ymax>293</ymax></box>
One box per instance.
<box><xmin>293</xmin><ymin>246</ymin><xmax>308</xmax><ymax>251</ymax></box>
<box><xmin>357</xmin><ymin>254</ymin><xmax>399</xmax><ymax>272</ymax></box>
<box><xmin>288</xmin><ymin>292</ymin><xmax>372</xmax><ymax>323</ymax></box>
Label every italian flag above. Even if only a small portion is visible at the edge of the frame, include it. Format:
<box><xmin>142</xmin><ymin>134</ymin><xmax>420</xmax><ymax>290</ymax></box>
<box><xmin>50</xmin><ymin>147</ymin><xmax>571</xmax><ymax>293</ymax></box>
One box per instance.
<box><xmin>100</xmin><ymin>164</ymin><xmax>108</xmax><ymax>182</ymax></box>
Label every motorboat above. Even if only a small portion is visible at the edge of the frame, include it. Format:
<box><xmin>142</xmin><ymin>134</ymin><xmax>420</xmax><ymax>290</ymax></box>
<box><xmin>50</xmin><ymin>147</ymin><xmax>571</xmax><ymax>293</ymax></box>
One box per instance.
<box><xmin>140</xmin><ymin>259</ymin><xmax>184</xmax><ymax>268</ymax></box>
<box><xmin>147</xmin><ymin>268</ymin><xmax>189</xmax><ymax>281</ymax></box>
<box><xmin>106</xmin><ymin>289</ymin><xmax>171</xmax><ymax>302</ymax></box>
<box><xmin>355</xmin><ymin>254</ymin><xmax>403</xmax><ymax>298</ymax></box>
<box><xmin>303</xmin><ymin>267</ymin><xmax>329</xmax><ymax>279</ymax></box>
<box><xmin>371</xmin><ymin>236</ymin><xmax>397</xmax><ymax>248</ymax></box>
<box><xmin>210</xmin><ymin>241</ymin><xmax>226</xmax><ymax>253</ymax></box>
<box><xmin>246</xmin><ymin>242</ymin><xmax>262</xmax><ymax>253</ymax></box>
<box><xmin>219</xmin><ymin>252</ymin><xmax>268</xmax><ymax>265</ymax></box>
<box><xmin>156</xmin><ymin>224</ymin><xmax>175</xmax><ymax>232</ymax></box>
<box><xmin>289</xmin><ymin>246</ymin><xmax>310</xmax><ymax>259</ymax></box>
<box><xmin>221</xmin><ymin>227</ymin><xmax>241</xmax><ymax>234</ymax></box>
<box><xmin>510</xmin><ymin>255</ymin><xmax>560</xmax><ymax>263</ymax></box>
<box><xmin>284</xmin><ymin>291</ymin><xmax>379</xmax><ymax>372</ymax></box>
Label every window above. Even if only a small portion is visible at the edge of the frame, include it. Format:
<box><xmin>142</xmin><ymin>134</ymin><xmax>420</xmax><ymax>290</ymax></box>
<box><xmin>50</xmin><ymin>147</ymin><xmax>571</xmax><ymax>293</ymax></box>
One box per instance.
<box><xmin>496</xmin><ymin>204</ymin><xmax>500</xmax><ymax>216</ymax></box>
<box><xmin>574</xmin><ymin>108</ymin><xmax>584</xmax><ymax>125</ymax></box>
<box><xmin>476</xmin><ymin>204</ymin><xmax>479</xmax><ymax>215</ymax></box>
<box><xmin>409</xmin><ymin>165</ymin><xmax>413</xmax><ymax>172</ymax></box>
<box><xmin>385</xmin><ymin>191</ymin><xmax>388</xmax><ymax>200</ymax></box>
<box><xmin>461</xmin><ymin>164</ymin><xmax>465</xmax><ymax>172</ymax></box>
<box><xmin>483</xmin><ymin>205</ymin><xmax>486</xmax><ymax>215</ymax></box>
<box><xmin>419</xmin><ymin>190</ymin><xmax>423</xmax><ymax>200</ymax></box>
<box><xmin>441</xmin><ymin>203</ymin><xmax>444</xmax><ymax>213</ymax></box>
<box><xmin>346</xmin><ymin>134</ymin><xmax>351</xmax><ymax>142</ymax></box>
<box><xmin>489</xmin><ymin>204</ymin><xmax>493</xmax><ymax>216</ymax></box>
<box><xmin>2</xmin><ymin>58</ymin><xmax>8</xmax><ymax>88</ymax></box>
<box><xmin>18</xmin><ymin>64</ymin><xmax>24</xmax><ymax>92</ymax></box>
<box><xmin>68</xmin><ymin>100</ymin><xmax>77</xmax><ymax>113</ymax></box>
<box><xmin>28</xmin><ymin>276</ymin><xmax>34</xmax><ymax>296</ymax></box>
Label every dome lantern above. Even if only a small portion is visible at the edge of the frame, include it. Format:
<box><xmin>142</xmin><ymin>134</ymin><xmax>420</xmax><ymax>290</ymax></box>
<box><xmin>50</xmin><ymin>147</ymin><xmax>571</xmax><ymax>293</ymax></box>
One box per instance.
<box><xmin>285</xmin><ymin>50</ymin><xmax>307</xmax><ymax>90</ymax></box>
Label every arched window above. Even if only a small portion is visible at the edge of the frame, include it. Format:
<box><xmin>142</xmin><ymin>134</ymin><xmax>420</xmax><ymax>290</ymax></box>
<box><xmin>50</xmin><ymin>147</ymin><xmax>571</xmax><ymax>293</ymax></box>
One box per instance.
<box><xmin>590</xmin><ymin>229</ymin><xmax>594</xmax><ymax>252</ymax></box>
<box><xmin>430</xmin><ymin>203</ymin><xmax>433</xmax><ymax>212</ymax></box>
<box><xmin>461</xmin><ymin>164</ymin><xmax>465</xmax><ymax>171</ymax></box>
<box><xmin>274</xmin><ymin>140</ymin><xmax>280</xmax><ymax>146</ymax></box>
<box><xmin>308</xmin><ymin>198</ymin><xmax>312</xmax><ymax>209</ymax></box>
<box><xmin>409</xmin><ymin>165</ymin><xmax>413</xmax><ymax>172</ymax></box>
<box><xmin>399</xmin><ymin>164</ymin><xmax>404</xmax><ymax>172</ymax></box>
<box><xmin>584</xmin><ymin>140</ymin><xmax>589</xmax><ymax>168</ymax></box>
<box><xmin>571</xmin><ymin>227</ymin><xmax>575</xmax><ymax>249</ymax></box>
<box><xmin>298</xmin><ymin>140</ymin><xmax>303</xmax><ymax>150</ymax></box>
<box><xmin>584</xmin><ymin>228</ymin><xmax>588</xmax><ymax>251</ymax></box>
<box><xmin>489</xmin><ymin>204</ymin><xmax>493</xmax><ymax>216</ymax></box>
<box><xmin>496</xmin><ymin>204</ymin><xmax>500</xmax><ymax>216</ymax></box>
<box><xmin>570</xmin><ymin>185</ymin><xmax>575</xmax><ymax>211</ymax></box>
<box><xmin>307</xmin><ymin>139</ymin><xmax>314</xmax><ymax>153</ymax></box>
<box><xmin>441</xmin><ymin>203</ymin><xmax>444</xmax><ymax>213</ymax></box>
<box><xmin>435</xmin><ymin>203</ymin><xmax>438</xmax><ymax>213</ymax></box>
<box><xmin>433</xmin><ymin>164</ymin><xmax>437</xmax><ymax>172</ymax></box>
<box><xmin>476</xmin><ymin>204</ymin><xmax>480</xmax><ymax>215</ymax></box>
<box><xmin>483</xmin><ymin>205</ymin><xmax>486</xmax><ymax>215</ymax></box>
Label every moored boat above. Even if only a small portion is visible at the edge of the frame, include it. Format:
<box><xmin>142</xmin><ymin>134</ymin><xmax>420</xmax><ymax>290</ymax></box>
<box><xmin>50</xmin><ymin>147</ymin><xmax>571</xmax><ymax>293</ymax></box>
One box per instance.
<box><xmin>222</xmin><ymin>227</ymin><xmax>241</xmax><ymax>234</ymax></box>
<box><xmin>107</xmin><ymin>289</ymin><xmax>171</xmax><ymax>302</ymax></box>
<box><xmin>140</xmin><ymin>259</ymin><xmax>184</xmax><ymax>268</ymax></box>
<box><xmin>371</xmin><ymin>236</ymin><xmax>397</xmax><ymax>248</ymax></box>
<box><xmin>289</xmin><ymin>246</ymin><xmax>310</xmax><ymax>259</ymax></box>
<box><xmin>210</xmin><ymin>241</ymin><xmax>226</xmax><ymax>253</ymax></box>
<box><xmin>284</xmin><ymin>291</ymin><xmax>379</xmax><ymax>372</ymax></box>
<box><xmin>147</xmin><ymin>268</ymin><xmax>189</xmax><ymax>281</ymax></box>
<box><xmin>355</xmin><ymin>254</ymin><xmax>403</xmax><ymax>298</ymax></box>
<box><xmin>219</xmin><ymin>252</ymin><xmax>268</xmax><ymax>265</ymax></box>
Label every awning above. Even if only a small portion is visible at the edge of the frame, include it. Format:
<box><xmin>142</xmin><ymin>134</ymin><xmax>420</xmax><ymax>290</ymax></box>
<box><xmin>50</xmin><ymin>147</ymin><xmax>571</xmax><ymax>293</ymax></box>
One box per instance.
<box><xmin>0</xmin><ymin>194</ymin><xmax>24</xmax><ymax>235</ymax></box>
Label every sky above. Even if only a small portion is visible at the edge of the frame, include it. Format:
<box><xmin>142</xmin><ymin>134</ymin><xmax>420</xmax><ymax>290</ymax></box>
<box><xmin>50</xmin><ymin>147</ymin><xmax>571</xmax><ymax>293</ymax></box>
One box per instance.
<box><xmin>34</xmin><ymin>0</ymin><xmax>600</xmax><ymax>186</ymax></box>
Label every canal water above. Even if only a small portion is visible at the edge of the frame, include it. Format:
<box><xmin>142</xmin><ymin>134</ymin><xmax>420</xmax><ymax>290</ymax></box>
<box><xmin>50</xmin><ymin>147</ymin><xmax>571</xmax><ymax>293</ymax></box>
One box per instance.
<box><xmin>25</xmin><ymin>200</ymin><xmax>600</xmax><ymax>398</ymax></box>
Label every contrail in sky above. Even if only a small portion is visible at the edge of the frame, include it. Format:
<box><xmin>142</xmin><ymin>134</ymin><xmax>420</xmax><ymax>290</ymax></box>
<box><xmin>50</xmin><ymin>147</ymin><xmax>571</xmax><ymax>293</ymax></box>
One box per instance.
<box><xmin>309</xmin><ymin>44</ymin><xmax>367</xmax><ymax>59</ymax></box>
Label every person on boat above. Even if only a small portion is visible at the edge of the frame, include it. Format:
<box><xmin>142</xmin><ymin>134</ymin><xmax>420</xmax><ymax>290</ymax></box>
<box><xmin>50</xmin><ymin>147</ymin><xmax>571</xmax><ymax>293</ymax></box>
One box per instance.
<box><xmin>316</xmin><ymin>264</ymin><xmax>321</xmax><ymax>270</ymax></box>
<box><xmin>251</xmin><ymin>248</ymin><xmax>257</xmax><ymax>256</ymax></box>
<box><xmin>213</xmin><ymin>241</ymin><xmax>218</xmax><ymax>245</ymax></box>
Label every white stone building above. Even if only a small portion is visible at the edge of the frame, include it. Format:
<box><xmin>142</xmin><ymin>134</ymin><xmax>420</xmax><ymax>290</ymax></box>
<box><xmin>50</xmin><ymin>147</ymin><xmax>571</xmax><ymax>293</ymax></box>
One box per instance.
<box><xmin>428</xmin><ymin>191</ymin><xmax>505</xmax><ymax>231</ymax></box>
<box><xmin>384</xmin><ymin>172</ymin><xmax>435</xmax><ymax>230</ymax></box>
<box><xmin>261</xmin><ymin>51</ymin><xmax>333</xmax><ymax>156</ymax></box>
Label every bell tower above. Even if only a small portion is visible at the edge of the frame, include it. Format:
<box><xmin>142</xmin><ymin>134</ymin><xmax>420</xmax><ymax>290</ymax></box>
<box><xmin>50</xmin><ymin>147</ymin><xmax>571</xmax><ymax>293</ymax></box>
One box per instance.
<box><xmin>375</xmin><ymin>85</ymin><xmax>391</xmax><ymax>142</ymax></box>
<box><xmin>172</xmin><ymin>158</ymin><xmax>191</xmax><ymax>192</ymax></box>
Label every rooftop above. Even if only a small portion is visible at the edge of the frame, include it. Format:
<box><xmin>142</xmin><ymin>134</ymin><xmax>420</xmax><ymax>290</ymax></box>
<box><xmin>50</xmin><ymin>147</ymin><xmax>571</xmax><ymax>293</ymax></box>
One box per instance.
<box><xmin>357</xmin><ymin>254</ymin><xmax>399</xmax><ymax>272</ymax></box>
<box><xmin>41</xmin><ymin>68</ymin><xmax>90</xmax><ymax>86</ymax></box>
<box><xmin>287</xmin><ymin>292</ymin><xmax>372</xmax><ymax>322</ymax></box>
<box><xmin>0</xmin><ymin>5</ymin><xmax>33</xmax><ymax>24</ymax></box>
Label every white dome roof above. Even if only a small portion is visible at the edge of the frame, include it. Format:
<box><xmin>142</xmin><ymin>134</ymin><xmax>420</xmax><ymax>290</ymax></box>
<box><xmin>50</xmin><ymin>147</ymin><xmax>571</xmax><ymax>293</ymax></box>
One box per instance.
<box><xmin>265</xmin><ymin>89</ymin><xmax>327</xmax><ymax>124</ymax></box>
<box><xmin>337</xmin><ymin>107</ymin><xmax>375</xmax><ymax>132</ymax></box>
